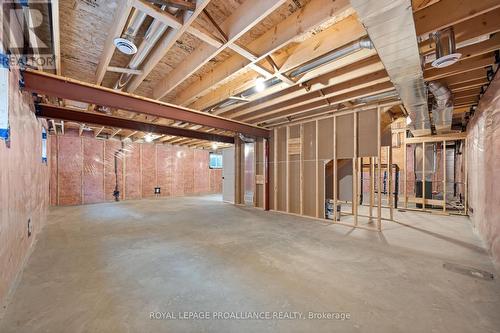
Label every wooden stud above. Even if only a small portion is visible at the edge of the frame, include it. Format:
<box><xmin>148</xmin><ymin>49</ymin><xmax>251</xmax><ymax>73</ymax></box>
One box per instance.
<box><xmin>333</xmin><ymin>116</ymin><xmax>338</xmax><ymax>223</ymax></box>
<box><xmin>274</xmin><ymin>128</ymin><xmax>278</xmax><ymax>210</ymax></box>
<box><xmin>403</xmin><ymin>137</ymin><xmax>408</xmax><ymax>209</ymax></box>
<box><xmin>388</xmin><ymin>145</ymin><xmax>393</xmax><ymax>221</ymax></box>
<box><xmin>286</xmin><ymin>126</ymin><xmax>290</xmax><ymax>213</ymax></box>
<box><xmin>315</xmin><ymin>120</ymin><xmax>319</xmax><ymax>218</ymax></box>
<box><xmin>122</xmin><ymin>142</ymin><xmax>126</xmax><ymax>201</ymax></box>
<box><xmin>140</xmin><ymin>144</ymin><xmax>143</xmax><ymax>199</ymax></box>
<box><xmin>103</xmin><ymin>140</ymin><xmax>106</xmax><ymax>200</ymax></box>
<box><xmin>422</xmin><ymin>142</ymin><xmax>426</xmax><ymax>212</ymax></box>
<box><xmin>353</xmin><ymin>112</ymin><xmax>358</xmax><ymax>226</ymax></box>
<box><xmin>377</xmin><ymin>106</ymin><xmax>382</xmax><ymax>231</ymax></box>
<box><xmin>442</xmin><ymin>140</ymin><xmax>446</xmax><ymax>213</ymax></box>
<box><xmin>464</xmin><ymin>138</ymin><xmax>468</xmax><ymax>215</ymax></box>
<box><xmin>370</xmin><ymin>157</ymin><xmax>374</xmax><ymax>219</ymax></box>
<box><xmin>80</xmin><ymin>137</ymin><xmax>84</xmax><ymax>205</ymax></box>
<box><xmin>56</xmin><ymin>136</ymin><xmax>60</xmax><ymax>205</ymax></box>
<box><xmin>300</xmin><ymin>124</ymin><xmax>304</xmax><ymax>215</ymax></box>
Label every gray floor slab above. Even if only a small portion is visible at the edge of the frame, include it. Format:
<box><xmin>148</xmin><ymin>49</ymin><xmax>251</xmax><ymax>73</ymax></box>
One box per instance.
<box><xmin>1</xmin><ymin>195</ymin><xmax>499</xmax><ymax>333</ymax></box>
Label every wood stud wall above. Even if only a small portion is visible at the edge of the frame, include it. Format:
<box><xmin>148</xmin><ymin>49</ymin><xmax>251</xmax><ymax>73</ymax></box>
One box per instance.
<box><xmin>402</xmin><ymin>133</ymin><xmax>468</xmax><ymax>215</ymax></box>
<box><xmin>268</xmin><ymin>107</ymin><xmax>395</xmax><ymax>231</ymax></box>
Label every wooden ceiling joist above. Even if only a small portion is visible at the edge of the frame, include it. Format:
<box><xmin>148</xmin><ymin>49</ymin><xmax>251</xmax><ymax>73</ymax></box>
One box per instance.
<box><xmin>125</xmin><ymin>0</ymin><xmax>212</xmax><ymax>92</ymax></box>
<box><xmin>233</xmin><ymin>70</ymin><xmax>390</xmax><ymax>122</ymax></box>
<box><xmin>132</xmin><ymin>0</ymin><xmax>182</xmax><ymax>29</ymax></box>
<box><xmin>424</xmin><ymin>53</ymin><xmax>495</xmax><ymax>81</ymax></box>
<box><xmin>438</xmin><ymin>68</ymin><xmax>488</xmax><ymax>87</ymax></box>
<box><xmin>190</xmin><ymin>16</ymin><xmax>372</xmax><ymax>112</ymax></box>
<box><xmin>419</xmin><ymin>8</ymin><xmax>500</xmax><ymax>54</ymax></box>
<box><xmin>217</xmin><ymin>55</ymin><xmax>384</xmax><ymax>118</ymax></box>
<box><xmin>36</xmin><ymin>104</ymin><xmax>235</xmax><ymax>144</ymax></box>
<box><xmin>171</xmin><ymin>0</ymin><xmax>353</xmax><ymax>107</ymax></box>
<box><xmin>152</xmin><ymin>0</ymin><xmax>289</xmax><ymax>100</ymax></box>
<box><xmin>23</xmin><ymin>70</ymin><xmax>269</xmax><ymax>138</ymax></box>
<box><xmin>248</xmin><ymin>81</ymin><xmax>396</xmax><ymax>125</ymax></box>
<box><xmin>148</xmin><ymin>0</ymin><xmax>196</xmax><ymax>11</ymax></box>
<box><xmin>95</xmin><ymin>0</ymin><xmax>133</xmax><ymax>84</ymax></box>
<box><xmin>450</xmin><ymin>78</ymin><xmax>489</xmax><ymax>92</ymax></box>
<box><xmin>414</xmin><ymin>0</ymin><xmax>500</xmax><ymax>36</ymax></box>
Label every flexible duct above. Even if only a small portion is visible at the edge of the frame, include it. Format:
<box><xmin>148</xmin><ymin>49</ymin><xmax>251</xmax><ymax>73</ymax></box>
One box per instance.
<box><xmin>428</xmin><ymin>81</ymin><xmax>453</xmax><ymax>133</ymax></box>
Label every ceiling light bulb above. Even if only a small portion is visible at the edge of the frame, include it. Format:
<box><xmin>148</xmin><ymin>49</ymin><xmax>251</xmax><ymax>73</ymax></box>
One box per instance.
<box><xmin>212</xmin><ymin>142</ymin><xmax>218</xmax><ymax>150</ymax></box>
<box><xmin>406</xmin><ymin>117</ymin><xmax>412</xmax><ymax>125</ymax></box>
<box><xmin>255</xmin><ymin>77</ymin><xmax>266</xmax><ymax>92</ymax></box>
<box><xmin>144</xmin><ymin>133</ymin><xmax>153</xmax><ymax>142</ymax></box>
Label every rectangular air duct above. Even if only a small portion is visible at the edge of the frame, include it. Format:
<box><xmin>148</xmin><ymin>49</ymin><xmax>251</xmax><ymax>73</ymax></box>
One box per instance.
<box><xmin>351</xmin><ymin>0</ymin><xmax>431</xmax><ymax>136</ymax></box>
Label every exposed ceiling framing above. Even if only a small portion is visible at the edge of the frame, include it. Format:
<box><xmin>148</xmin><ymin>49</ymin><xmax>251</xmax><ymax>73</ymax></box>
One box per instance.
<box><xmin>36</xmin><ymin>0</ymin><xmax>500</xmax><ymax>147</ymax></box>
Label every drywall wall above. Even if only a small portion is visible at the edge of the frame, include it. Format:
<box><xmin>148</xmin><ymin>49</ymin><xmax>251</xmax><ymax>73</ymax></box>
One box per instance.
<box><xmin>0</xmin><ymin>69</ymin><xmax>50</xmax><ymax>307</ymax></box>
<box><xmin>467</xmin><ymin>71</ymin><xmax>500</xmax><ymax>265</ymax></box>
<box><xmin>50</xmin><ymin>131</ymin><xmax>222</xmax><ymax>206</ymax></box>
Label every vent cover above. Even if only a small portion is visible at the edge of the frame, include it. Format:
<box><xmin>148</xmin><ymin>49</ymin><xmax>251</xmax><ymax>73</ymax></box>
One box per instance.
<box><xmin>431</xmin><ymin>27</ymin><xmax>461</xmax><ymax>68</ymax></box>
<box><xmin>431</xmin><ymin>53</ymin><xmax>462</xmax><ymax>68</ymax></box>
<box><xmin>113</xmin><ymin>37</ymin><xmax>138</xmax><ymax>55</ymax></box>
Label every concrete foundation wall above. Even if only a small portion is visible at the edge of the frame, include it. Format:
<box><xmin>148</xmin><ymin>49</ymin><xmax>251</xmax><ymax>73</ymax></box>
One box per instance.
<box><xmin>49</xmin><ymin>132</ymin><xmax>222</xmax><ymax>206</ymax></box>
<box><xmin>467</xmin><ymin>71</ymin><xmax>500</xmax><ymax>265</ymax></box>
<box><xmin>0</xmin><ymin>69</ymin><xmax>50</xmax><ymax>307</ymax></box>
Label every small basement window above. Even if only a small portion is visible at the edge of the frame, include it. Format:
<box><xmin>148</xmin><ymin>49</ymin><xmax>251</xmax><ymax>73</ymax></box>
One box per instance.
<box><xmin>209</xmin><ymin>152</ymin><xmax>223</xmax><ymax>169</ymax></box>
<box><xmin>42</xmin><ymin>127</ymin><xmax>47</xmax><ymax>164</ymax></box>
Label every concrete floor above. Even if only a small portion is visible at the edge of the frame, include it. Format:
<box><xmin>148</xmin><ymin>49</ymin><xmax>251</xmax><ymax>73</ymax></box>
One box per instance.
<box><xmin>1</xmin><ymin>195</ymin><xmax>499</xmax><ymax>333</ymax></box>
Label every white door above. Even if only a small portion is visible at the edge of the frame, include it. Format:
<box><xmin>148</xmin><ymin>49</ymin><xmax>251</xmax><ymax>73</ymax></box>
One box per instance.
<box><xmin>222</xmin><ymin>147</ymin><xmax>235</xmax><ymax>203</ymax></box>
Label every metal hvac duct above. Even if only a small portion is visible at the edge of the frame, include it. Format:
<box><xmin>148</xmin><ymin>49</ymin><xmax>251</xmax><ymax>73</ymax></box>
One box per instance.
<box><xmin>114</xmin><ymin>4</ymin><xmax>179</xmax><ymax>90</ymax></box>
<box><xmin>113</xmin><ymin>9</ymin><xmax>148</xmax><ymax>55</ymax></box>
<box><xmin>205</xmin><ymin>38</ymin><xmax>374</xmax><ymax>113</ymax></box>
<box><xmin>289</xmin><ymin>37</ymin><xmax>373</xmax><ymax>78</ymax></box>
<box><xmin>430</xmin><ymin>27</ymin><xmax>461</xmax><ymax>68</ymax></box>
<box><xmin>428</xmin><ymin>81</ymin><xmax>453</xmax><ymax>133</ymax></box>
<box><xmin>351</xmin><ymin>0</ymin><xmax>431</xmax><ymax>136</ymax></box>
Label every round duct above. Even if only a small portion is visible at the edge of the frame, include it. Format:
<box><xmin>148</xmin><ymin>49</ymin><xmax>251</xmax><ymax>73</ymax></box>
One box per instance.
<box><xmin>113</xmin><ymin>37</ymin><xmax>138</xmax><ymax>55</ymax></box>
<box><xmin>430</xmin><ymin>27</ymin><xmax>461</xmax><ymax>68</ymax></box>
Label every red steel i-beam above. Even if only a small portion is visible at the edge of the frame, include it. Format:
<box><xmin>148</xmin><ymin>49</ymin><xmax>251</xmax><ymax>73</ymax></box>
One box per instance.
<box><xmin>22</xmin><ymin>69</ymin><xmax>270</xmax><ymax>138</ymax></box>
<box><xmin>36</xmin><ymin>104</ymin><xmax>235</xmax><ymax>144</ymax></box>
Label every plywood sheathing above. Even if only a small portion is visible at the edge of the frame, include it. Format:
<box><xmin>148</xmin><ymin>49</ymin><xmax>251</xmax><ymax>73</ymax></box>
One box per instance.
<box><xmin>59</xmin><ymin>0</ymin><xmax>310</xmax><ymax>97</ymax></box>
<box><xmin>59</xmin><ymin>0</ymin><xmax>119</xmax><ymax>83</ymax></box>
<box><xmin>154</xmin><ymin>0</ymin><xmax>310</xmax><ymax>103</ymax></box>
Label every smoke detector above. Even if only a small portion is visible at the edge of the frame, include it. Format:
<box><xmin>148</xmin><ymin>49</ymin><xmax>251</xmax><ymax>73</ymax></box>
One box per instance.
<box><xmin>430</xmin><ymin>27</ymin><xmax>461</xmax><ymax>68</ymax></box>
<box><xmin>113</xmin><ymin>37</ymin><xmax>137</xmax><ymax>55</ymax></box>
